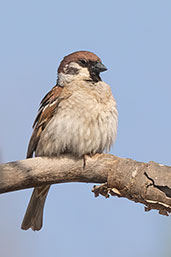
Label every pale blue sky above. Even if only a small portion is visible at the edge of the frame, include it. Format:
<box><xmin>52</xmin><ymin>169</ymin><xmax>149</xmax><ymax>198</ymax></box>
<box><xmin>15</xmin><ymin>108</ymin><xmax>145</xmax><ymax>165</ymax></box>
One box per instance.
<box><xmin>1</xmin><ymin>0</ymin><xmax>171</xmax><ymax>256</ymax></box>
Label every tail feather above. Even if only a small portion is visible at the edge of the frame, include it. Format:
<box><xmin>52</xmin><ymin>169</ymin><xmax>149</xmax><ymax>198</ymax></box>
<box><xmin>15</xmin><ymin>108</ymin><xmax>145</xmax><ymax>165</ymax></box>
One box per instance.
<box><xmin>21</xmin><ymin>185</ymin><xmax>50</xmax><ymax>231</ymax></box>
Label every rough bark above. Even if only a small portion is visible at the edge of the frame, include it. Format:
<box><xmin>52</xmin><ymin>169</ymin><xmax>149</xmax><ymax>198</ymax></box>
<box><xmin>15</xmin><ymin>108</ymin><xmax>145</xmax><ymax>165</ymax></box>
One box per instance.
<box><xmin>0</xmin><ymin>153</ymin><xmax>171</xmax><ymax>216</ymax></box>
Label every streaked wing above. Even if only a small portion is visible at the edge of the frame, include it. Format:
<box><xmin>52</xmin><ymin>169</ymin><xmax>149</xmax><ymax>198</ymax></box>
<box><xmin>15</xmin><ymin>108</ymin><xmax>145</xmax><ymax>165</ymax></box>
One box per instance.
<box><xmin>27</xmin><ymin>85</ymin><xmax>64</xmax><ymax>158</ymax></box>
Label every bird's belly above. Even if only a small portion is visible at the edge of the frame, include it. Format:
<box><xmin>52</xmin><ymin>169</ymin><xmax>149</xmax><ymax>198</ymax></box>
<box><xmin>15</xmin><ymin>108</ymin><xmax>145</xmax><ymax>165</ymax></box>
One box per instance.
<box><xmin>36</xmin><ymin>106</ymin><xmax>117</xmax><ymax>157</ymax></box>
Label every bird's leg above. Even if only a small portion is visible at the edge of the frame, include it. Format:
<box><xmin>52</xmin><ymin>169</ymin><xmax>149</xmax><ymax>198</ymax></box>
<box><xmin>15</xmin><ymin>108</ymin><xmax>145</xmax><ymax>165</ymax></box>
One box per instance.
<box><xmin>83</xmin><ymin>154</ymin><xmax>92</xmax><ymax>169</ymax></box>
<box><xmin>83</xmin><ymin>155</ymin><xmax>87</xmax><ymax>169</ymax></box>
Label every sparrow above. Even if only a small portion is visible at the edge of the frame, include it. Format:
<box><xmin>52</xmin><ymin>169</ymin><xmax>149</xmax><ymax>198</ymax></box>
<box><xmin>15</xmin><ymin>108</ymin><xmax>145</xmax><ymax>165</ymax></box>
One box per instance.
<box><xmin>21</xmin><ymin>50</ymin><xmax>118</xmax><ymax>231</ymax></box>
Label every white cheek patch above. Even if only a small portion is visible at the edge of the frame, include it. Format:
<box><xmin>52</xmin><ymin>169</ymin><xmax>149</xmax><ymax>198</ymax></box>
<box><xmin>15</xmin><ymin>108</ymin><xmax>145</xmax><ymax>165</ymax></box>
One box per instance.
<box><xmin>78</xmin><ymin>67</ymin><xmax>90</xmax><ymax>78</ymax></box>
<box><xmin>58</xmin><ymin>62</ymin><xmax>90</xmax><ymax>86</ymax></box>
<box><xmin>67</xmin><ymin>62</ymin><xmax>80</xmax><ymax>70</ymax></box>
<box><xmin>68</xmin><ymin>62</ymin><xmax>90</xmax><ymax>78</ymax></box>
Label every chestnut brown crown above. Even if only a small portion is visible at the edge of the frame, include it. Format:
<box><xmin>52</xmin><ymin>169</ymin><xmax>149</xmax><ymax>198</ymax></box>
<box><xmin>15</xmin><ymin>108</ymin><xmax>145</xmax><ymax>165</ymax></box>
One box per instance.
<box><xmin>58</xmin><ymin>51</ymin><xmax>102</xmax><ymax>73</ymax></box>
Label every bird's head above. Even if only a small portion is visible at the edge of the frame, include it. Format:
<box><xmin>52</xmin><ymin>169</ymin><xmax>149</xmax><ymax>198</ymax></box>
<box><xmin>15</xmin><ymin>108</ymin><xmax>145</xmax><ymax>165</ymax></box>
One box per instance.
<box><xmin>57</xmin><ymin>51</ymin><xmax>107</xmax><ymax>86</ymax></box>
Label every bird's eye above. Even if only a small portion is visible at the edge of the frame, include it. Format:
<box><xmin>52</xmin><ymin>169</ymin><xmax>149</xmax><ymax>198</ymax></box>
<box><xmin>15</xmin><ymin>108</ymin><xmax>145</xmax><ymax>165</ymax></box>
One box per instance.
<box><xmin>80</xmin><ymin>59</ymin><xmax>87</xmax><ymax>66</ymax></box>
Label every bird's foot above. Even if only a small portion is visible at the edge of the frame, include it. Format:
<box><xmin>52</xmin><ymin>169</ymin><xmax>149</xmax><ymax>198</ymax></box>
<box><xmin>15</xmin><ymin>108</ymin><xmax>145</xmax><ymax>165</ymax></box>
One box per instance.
<box><xmin>83</xmin><ymin>154</ymin><xmax>93</xmax><ymax>169</ymax></box>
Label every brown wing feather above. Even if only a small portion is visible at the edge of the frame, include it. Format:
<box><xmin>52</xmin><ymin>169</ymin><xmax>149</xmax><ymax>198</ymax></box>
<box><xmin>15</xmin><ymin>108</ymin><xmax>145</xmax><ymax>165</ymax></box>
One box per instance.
<box><xmin>27</xmin><ymin>85</ymin><xmax>64</xmax><ymax>158</ymax></box>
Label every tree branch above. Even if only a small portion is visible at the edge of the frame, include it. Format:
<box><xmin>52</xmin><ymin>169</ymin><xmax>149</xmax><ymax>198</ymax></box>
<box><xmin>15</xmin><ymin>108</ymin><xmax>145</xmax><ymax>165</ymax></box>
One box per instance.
<box><xmin>1</xmin><ymin>153</ymin><xmax>171</xmax><ymax>216</ymax></box>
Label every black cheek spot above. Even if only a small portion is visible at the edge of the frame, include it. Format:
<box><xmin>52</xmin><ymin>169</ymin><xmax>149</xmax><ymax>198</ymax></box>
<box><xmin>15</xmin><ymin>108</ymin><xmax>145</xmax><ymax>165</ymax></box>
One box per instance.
<box><xmin>66</xmin><ymin>67</ymin><xmax>79</xmax><ymax>75</ymax></box>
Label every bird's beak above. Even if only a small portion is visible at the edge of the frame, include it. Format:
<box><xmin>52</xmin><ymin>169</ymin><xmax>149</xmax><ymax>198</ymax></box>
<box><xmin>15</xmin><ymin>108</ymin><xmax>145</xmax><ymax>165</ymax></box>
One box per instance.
<box><xmin>94</xmin><ymin>62</ymin><xmax>108</xmax><ymax>73</ymax></box>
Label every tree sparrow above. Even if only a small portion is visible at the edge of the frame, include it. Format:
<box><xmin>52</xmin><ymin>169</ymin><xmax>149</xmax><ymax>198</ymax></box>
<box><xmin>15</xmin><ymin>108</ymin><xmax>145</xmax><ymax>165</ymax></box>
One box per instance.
<box><xmin>21</xmin><ymin>51</ymin><xmax>118</xmax><ymax>231</ymax></box>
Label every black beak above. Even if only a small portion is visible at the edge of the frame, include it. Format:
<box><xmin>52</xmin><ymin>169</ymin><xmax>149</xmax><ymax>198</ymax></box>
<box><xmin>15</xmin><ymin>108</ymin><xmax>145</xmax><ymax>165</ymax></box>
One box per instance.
<box><xmin>94</xmin><ymin>62</ymin><xmax>107</xmax><ymax>73</ymax></box>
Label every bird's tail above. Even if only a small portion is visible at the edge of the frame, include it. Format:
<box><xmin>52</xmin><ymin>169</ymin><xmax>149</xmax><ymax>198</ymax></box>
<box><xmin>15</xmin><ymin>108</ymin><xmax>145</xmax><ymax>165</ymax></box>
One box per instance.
<box><xmin>21</xmin><ymin>185</ymin><xmax>50</xmax><ymax>231</ymax></box>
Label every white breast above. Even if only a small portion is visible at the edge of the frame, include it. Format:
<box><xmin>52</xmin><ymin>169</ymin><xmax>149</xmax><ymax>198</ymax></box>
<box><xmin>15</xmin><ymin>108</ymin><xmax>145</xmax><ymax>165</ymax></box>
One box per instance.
<box><xmin>36</xmin><ymin>81</ymin><xmax>118</xmax><ymax>157</ymax></box>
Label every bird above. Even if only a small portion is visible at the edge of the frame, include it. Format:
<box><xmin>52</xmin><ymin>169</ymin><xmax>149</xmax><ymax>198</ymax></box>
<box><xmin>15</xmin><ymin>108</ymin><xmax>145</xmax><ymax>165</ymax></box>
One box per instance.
<box><xmin>21</xmin><ymin>50</ymin><xmax>118</xmax><ymax>231</ymax></box>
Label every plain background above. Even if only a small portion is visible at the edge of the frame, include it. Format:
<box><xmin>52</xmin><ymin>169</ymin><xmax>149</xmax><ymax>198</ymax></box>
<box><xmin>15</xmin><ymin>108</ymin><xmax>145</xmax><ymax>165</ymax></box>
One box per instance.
<box><xmin>1</xmin><ymin>1</ymin><xmax>171</xmax><ymax>256</ymax></box>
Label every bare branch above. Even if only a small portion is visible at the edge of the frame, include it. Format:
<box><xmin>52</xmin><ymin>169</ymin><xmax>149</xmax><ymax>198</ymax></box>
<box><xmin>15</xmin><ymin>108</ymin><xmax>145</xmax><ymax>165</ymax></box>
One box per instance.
<box><xmin>0</xmin><ymin>153</ymin><xmax>171</xmax><ymax>216</ymax></box>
